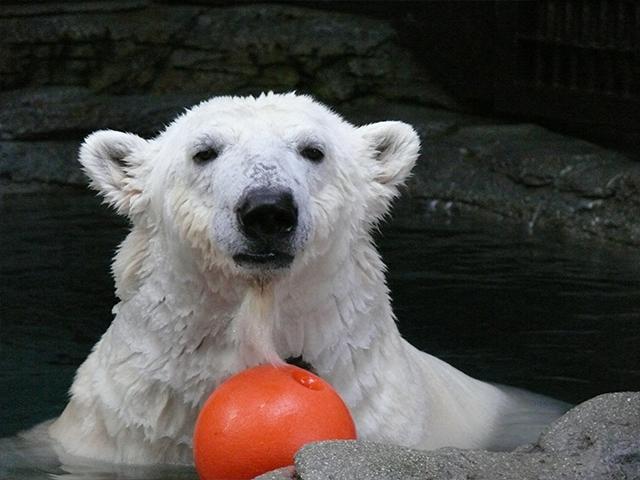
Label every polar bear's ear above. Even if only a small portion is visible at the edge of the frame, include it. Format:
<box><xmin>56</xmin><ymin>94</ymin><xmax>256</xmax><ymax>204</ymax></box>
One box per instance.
<box><xmin>79</xmin><ymin>130</ymin><xmax>149</xmax><ymax>217</ymax></box>
<box><xmin>359</xmin><ymin>121</ymin><xmax>420</xmax><ymax>189</ymax></box>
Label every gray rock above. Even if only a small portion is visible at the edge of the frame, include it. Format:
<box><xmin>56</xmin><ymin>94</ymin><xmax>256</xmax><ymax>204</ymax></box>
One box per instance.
<box><xmin>539</xmin><ymin>392</ymin><xmax>640</xmax><ymax>466</ymax></box>
<box><xmin>340</xmin><ymin>100</ymin><xmax>640</xmax><ymax>246</ymax></box>
<box><xmin>292</xmin><ymin>392</ymin><xmax>640</xmax><ymax>480</ymax></box>
<box><xmin>0</xmin><ymin>140</ymin><xmax>84</xmax><ymax>185</ymax></box>
<box><xmin>405</xmin><ymin>122</ymin><xmax>640</xmax><ymax>246</ymax></box>
<box><xmin>0</xmin><ymin>4</ymin><xmax>453</xmax><ymax>109</ymax></box>
<box><xmin>4</xmin><ymin>3</ymin><xmax>638</xmax><ymax>246</ymax></box>
<box><xmin>254</xmin><ymin>466</ymin><xmax>296</xmax><ymax>480</ymax></box>
<box><xmin>0</xmin><ymin>87</ymin><xmax>207</xmax><ymax>140</ymax></box>
<box><xmin>347</xmin><ymin>101</ymin><xmax>640</xmax><ymax>245</ymax></box>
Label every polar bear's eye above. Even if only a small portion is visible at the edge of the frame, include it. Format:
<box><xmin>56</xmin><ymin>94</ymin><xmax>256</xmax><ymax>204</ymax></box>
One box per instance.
<box><xmin>193</xmin><ymin>147</ymin><xmax>219</xmax><ymax>164</ymax></box>
<box><xmin>300</xmin><ymin>146</ymin><xmax>324</xmax><ymax>163</ymax></box>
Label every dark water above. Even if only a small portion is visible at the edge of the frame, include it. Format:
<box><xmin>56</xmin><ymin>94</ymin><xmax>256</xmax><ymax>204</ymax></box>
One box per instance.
<box><xmin>1</xmin><ymin>185</ymin><xmax>639</xmax><ymax>475</ymax></box>
<box><xmin>383</xmin><ymin>225</ymin><xmax>640</xmax><ymax>404</ymax></box>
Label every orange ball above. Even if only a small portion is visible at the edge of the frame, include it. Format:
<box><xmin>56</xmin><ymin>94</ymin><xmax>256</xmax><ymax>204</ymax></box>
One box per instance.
<box><xmin>193</xmin><ymin>364</ymin><xmax>357</xmax><ymax>480</ymax></box>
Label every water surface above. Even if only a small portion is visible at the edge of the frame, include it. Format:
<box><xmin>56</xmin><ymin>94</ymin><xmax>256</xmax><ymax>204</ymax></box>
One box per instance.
<box><xmin>2</xmin><ymin>185</ymin><xmax>639</xmax><ymax>478</ymax></box>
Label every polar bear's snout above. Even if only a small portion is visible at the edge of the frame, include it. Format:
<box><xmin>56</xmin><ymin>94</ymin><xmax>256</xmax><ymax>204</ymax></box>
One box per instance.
<box><xmin>233</xmin><ymin>187</ymin><xmax>299</xmax><ymax>268</ymax></box>
<box><xmin>237</xmin><ymin>188</ymin><xmax>298</xmax><ymax>240</ymax></box>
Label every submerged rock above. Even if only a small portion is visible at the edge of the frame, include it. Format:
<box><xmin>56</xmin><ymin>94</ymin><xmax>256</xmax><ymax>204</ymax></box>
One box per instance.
<box><xmin>283</xmin><ymin>392</ymin><xmax>639</xmax><ymax>480</ymax></box>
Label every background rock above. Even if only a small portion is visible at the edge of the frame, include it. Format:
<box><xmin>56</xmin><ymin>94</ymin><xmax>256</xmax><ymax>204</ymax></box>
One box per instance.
<box><xmin>0</xmin><ymin>1</ymin><xmax>638</xmax><ymax>245</ymax></box>
<box><xmin>0</xmin><ymin>140</ymin><xmax>82</xmax><ymax>184</ymax></box>
<box><xmin>404</xmin><ymin>120</ymin><xmax>640</xmax><ymax>246</ymax></box>
<box><xmin>0</xmin><ymin>87</ymin><xmax>207</xmax><ymax>140</ymax></box>
<box><xmin>0</xmin><ymin>3</ymin><xmax>453</xmax><ymax>105</ymax></box>
<box><xmin>341</xmin><ymin>100</ymin><xmax>640</xmax><ymax>246</ymax></box>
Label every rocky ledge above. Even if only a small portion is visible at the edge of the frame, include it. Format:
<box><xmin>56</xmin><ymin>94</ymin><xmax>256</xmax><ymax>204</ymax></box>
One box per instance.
<box><xmin>340</xmin><ymin>100</ymin><xmax>640</xmax><ymax>247</ymax></box>
<box><xmin>258</xmin><ymin>392</ymin><xmax>640</xmax><ymax>480</ymax></box>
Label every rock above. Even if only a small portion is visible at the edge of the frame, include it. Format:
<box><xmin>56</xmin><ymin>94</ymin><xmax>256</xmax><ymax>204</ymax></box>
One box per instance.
<box><xmin>291</xmin><ymin>392</ymin><xmax>640</xmax><ymax>480</ymax></box>
<box><xmin>404</xmin><ymin>122</ymin><xmax>640</xmax><ymax>246</ymax></box>
<box><xmin>3</xmin><ymin>3</ymin><xmax>638</xmax><ymax>246</ymax></box>
<box><xmin>539</xmin><ymin>392</ymin><xmax>640</xmax><ymax>465</ymax></box>
<box><xmin>254</xmin><ymin>466</ymin><xmax>296</xmax><ymax>480</ymax></box>
<box><xmin>0</xmin><ymin>87</ymin><xmax>207</xmax><ymax>140</ymax></box>
<box><xmin>0</xmin><ymin>3</ymin><xmax>454</xmax><ymax>108</ymax></box>
<box><xmin>340</xmin><ymin>100</ymin><xmax>640</xmax><ymax>246</ymax></box>
<box><xmin>0</xmin><ymin>140</ymin><xmax>83</xmax><ymax>185</ymax></box>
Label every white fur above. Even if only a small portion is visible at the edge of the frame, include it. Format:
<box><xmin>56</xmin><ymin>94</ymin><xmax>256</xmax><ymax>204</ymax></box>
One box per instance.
<box><xmin>46</xmin><ymin>93</ymin><xmax>567</xmax><ymax>465</ymax></box>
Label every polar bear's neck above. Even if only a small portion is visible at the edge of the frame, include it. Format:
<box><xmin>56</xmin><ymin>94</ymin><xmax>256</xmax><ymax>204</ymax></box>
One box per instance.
<box><xmin>275</xmin><ymin>237</ymin><xmax>396</xmax><ymax>363</ymax></box>
<box><xmin>107</xmin><ymin>229</ymin><xmax>396</xmax><ymax>385</ymax></box>
<box><xmin>109</xmin><ymin>230</ymin><xmax>395</xmax><ymax>368</ymax></box>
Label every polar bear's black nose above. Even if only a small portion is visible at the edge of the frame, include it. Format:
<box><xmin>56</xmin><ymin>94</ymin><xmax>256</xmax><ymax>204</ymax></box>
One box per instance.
<box><xmin>237</xmin><ymin>188</ymin><xmax>298</xmax><ymax>242</ymax></box>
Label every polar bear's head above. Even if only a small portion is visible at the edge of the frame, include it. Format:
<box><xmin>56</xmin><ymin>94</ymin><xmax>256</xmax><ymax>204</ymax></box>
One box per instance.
<box><xmin>80</xmin><ymin>93</ymin><xmax>419</xmax><ymax>281</ymax></box>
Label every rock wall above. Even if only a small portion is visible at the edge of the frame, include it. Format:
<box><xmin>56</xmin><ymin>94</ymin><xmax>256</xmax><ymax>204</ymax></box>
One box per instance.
<box><xmin>0</xmin><ymin>1</ymin><xmax>452</xmax><ymax>182</ymax></box>
<box><xmin>2</xmin><ymin>1</ymin><xmax>640</xmax><ymax>246</ymax></box>
<box><xmin>343</xmin><ymin>101</ymin><xmax>640</xmax><ymax>246</ymax></box>
<box><xmin>0</xmin><ymin>2</ymin><xmax>452</xmax><ymax>133</ymax></box>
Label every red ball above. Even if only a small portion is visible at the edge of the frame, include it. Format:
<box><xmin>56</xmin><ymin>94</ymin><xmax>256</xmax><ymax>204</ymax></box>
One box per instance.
<box><xmin>193</xmin><ymin>364</ymin><xmax>357</xmax><ymax>480</ymax></box>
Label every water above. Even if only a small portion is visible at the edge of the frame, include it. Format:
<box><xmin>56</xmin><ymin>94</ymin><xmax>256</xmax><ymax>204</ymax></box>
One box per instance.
<box><xmin>382</xmin><ymin>226</ymin><xmax>640</xmax><ymax>403</ymax></box>
<box><xmin>1</xmin><ymin>185</ymin><xmax>639</xmax><ymax>477</ymax></box>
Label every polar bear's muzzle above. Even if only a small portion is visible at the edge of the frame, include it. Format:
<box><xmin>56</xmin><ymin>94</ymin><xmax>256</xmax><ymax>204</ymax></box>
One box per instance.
<box><xmin>233</xmin><ymin>187</ymin><xmax>298</xmax><ymax>268</ymax></box>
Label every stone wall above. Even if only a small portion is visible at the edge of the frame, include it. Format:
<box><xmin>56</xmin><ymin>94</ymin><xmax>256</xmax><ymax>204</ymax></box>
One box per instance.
<box><xmin>0</xmin><ymin>1</ymin><xmax>452</xmax><ymax>181</ymax></box>
<box><xmin>0</xmin><ymin>2</ymin><xmax>452</xmax><ymax>134</ymax></box>
<box><xmin>2</xmin><ymin>1</ymin><xmax>640</xmax><ymax>246</ymax></box>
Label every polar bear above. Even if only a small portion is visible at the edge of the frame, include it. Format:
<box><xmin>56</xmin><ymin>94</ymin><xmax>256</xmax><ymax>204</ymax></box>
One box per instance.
<box><xmin>47</xmin><ymin>92</ymin><xmax>567</xmax><ymax>465</ymax></box>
